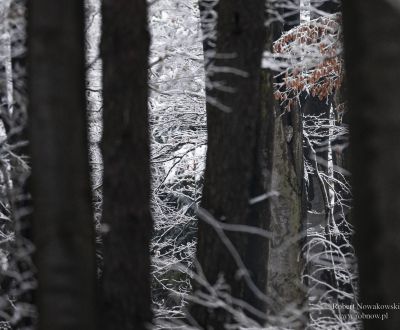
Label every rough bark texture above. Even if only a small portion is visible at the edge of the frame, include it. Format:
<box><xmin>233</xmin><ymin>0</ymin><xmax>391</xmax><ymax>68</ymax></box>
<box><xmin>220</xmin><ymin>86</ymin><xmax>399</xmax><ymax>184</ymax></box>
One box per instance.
<box><xmin>28</xmin><ymin>1</ymin><xmax>96</xmax><ymax>329</ymax></box>
<box><xmin>100</xmin><ymin>1</ymin><xmax>153</xmax><ymax>329</ymax></box>
<box><xmin>193</xmin><ymin>0</ymin><xmax>271</xmax><ymax>327</ymax></box>
<box><xmin>267</xmin><ymin>5</ymin><xmax>307</xmax><ymax>322</ymax></box>
<box><xmin>342</xmin><ymin>1</ymin><xmax>400</xmax><ymax>329</ymax></box>
<box><xmin>268</xmin><ymin>108</ymin><xmax>307</xmax><ymax>314</ymax></box>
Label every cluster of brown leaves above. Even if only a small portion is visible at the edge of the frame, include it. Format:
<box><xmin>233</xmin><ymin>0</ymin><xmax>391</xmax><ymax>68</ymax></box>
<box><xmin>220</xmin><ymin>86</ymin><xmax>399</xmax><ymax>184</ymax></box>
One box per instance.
<box><xmin>273</xmin><ymin>14</ymin><xmax>343</xmax><ymax>111</ymax></box>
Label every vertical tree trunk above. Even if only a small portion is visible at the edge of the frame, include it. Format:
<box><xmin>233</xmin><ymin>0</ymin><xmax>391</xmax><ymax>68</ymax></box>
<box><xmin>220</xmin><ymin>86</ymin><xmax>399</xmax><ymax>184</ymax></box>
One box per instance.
<box><xmin>342</xmin><ymin>1</ymin><xmax>400</xmax><ymax>329</ymax></box>
<box><xmin>267</xmin><ymin>3</ymin><xmax>307</xmax><ymax>323</ymax></box>
<box><xmin>192</xmin><ymin>0</ymin><xmax>271</xmax><ymax>328</ymax></box>
<box><xmin>28</xmin><ymin>1</ymin><xmax>96</xmax><ymax>329</ymax></box>
<box><xmin>100</xmin><ymin>1</ymin><xmax>153</xmax><ymax>329</ymax></box>
<box><xmin>268</xmin><ymin>108</ymin><xmax>306</xmax><ymax>314</ymax></box>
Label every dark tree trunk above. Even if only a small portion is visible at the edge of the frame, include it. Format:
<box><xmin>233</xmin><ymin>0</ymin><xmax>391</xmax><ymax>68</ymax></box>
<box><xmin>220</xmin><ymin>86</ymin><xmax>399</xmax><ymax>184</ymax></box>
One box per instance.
<box><xmin>342</xmin><ymin>1</ymin><xmax>400</xmax><ymax>329</ymax></box>
<box><xmin>192</xmin><ymin>0</ymin><xmax>271</xmax><ymax>327</ymax></box>
<box><xmin>28</xmin><ymin>1</ymin><xmax>96</xmax><ymax>329</ymax></box>
<box><xmin>100</xmin><ymin>1</ymin><xmax>153</xmax><ymax>329</ymax></box>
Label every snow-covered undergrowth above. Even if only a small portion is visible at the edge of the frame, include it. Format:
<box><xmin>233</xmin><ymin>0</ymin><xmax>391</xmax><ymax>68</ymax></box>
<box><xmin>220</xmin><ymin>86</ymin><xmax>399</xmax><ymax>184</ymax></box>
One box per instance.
<box><xmin>148</xmin><ymin>0</ymin><xmax>206</xmax><ymax>325</ymax></box>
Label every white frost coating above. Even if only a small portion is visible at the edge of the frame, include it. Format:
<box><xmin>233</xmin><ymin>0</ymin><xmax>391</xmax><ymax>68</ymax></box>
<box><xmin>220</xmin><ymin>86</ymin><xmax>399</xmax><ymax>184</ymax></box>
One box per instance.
<box><xmin>148</xmin><ymin>0</ymin><xmax>207</xmax><ymax>324</ymax></box>
<box><xmin>85</xmin><ymin>0</ymin><xmax>103</xmax><ymax>237</ymax></box>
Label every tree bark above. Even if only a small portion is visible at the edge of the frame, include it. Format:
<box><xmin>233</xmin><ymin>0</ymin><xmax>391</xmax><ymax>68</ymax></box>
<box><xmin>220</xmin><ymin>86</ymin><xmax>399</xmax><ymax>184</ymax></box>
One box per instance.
<box><xmin>100</xmin><ymin>1</ymin><xmax>153</xmax><ymax>329</ymax></box>
<box><xmin>28</xmin><ymin>1</ymin><xmax>96</xmax><ymax>329</ymax></box>
<box><xmin>342</xmin><ymin>1</ymin><xmax>400</xmax><ymax>329</ymax></box>
<box><xmin>268</xmin><ymin>107</ymin><xmax>307</xmax><ymax>316</ymax></box>
<box><xmin>192</xmin><ymin>0</ymin><xmax>272</xmax><ymax>327</ymax></box>
<box><xmin>267</xmin><ymin>5</ymin><xmax>307</xmax><ymax>323</ymax></box>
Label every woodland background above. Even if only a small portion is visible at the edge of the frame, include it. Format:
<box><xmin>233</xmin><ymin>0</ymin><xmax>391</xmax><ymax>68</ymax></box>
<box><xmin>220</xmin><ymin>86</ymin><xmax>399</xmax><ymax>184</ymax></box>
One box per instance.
<box><xmin>0</xmin><ymin>0</ymin><xmax>399</xmax><ymax>329</ymax></box>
